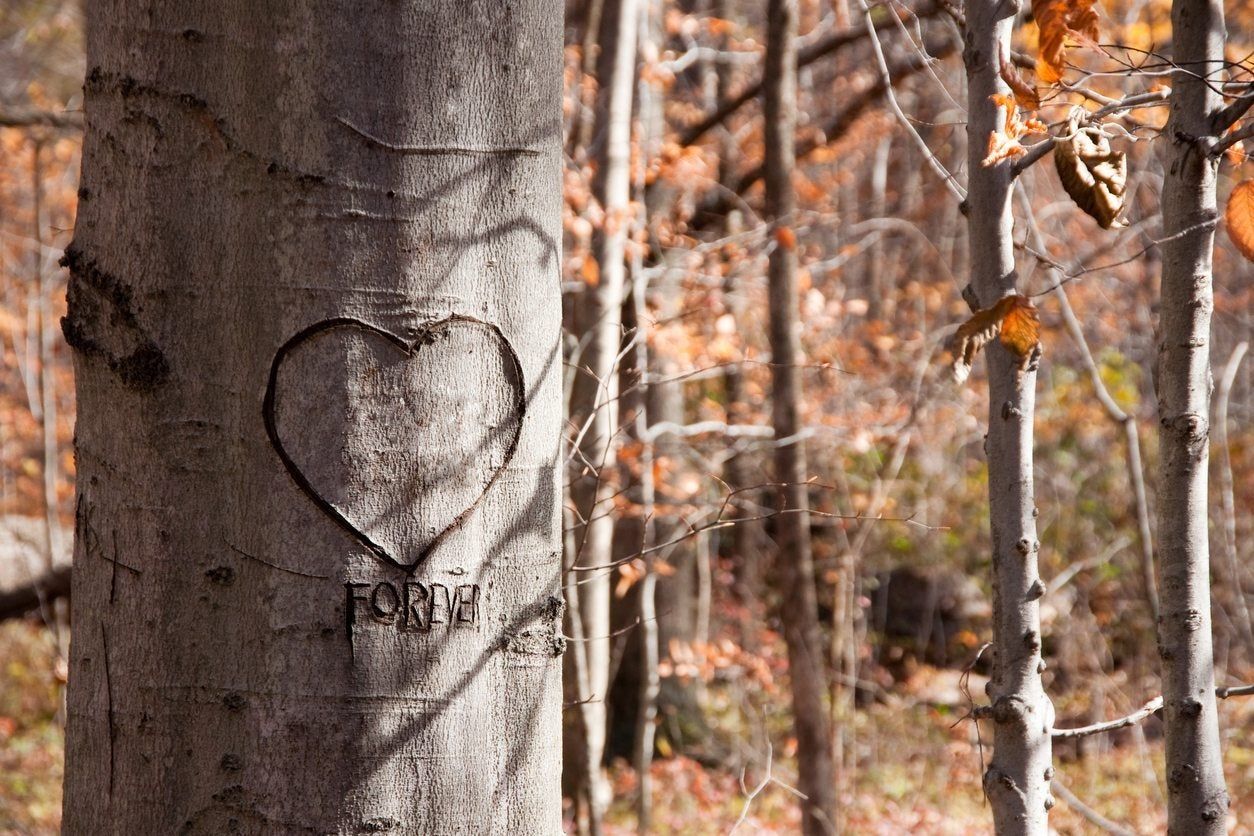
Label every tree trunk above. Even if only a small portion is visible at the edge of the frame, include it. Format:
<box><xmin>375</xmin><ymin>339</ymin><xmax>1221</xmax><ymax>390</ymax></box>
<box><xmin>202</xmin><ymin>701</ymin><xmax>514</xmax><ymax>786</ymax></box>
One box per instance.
<box><xmin>963</xmin><ymin>2</ymin><xmax>1054</xmax><ymax>832</ymax></box>
<box><xmin>61</xmin><ymin>2</ymin><xmax>565</xmax><ymax>832</ymax></box>
<box><xmin>566</xmin><ymin>0</ymin><xmax>639</xmax><ymax>828</ymax></box>
<box><xmin>764</xmin><ymin>1</ymin><xmax>837</xmax><ymax>832</ymax></box>
<box><xmin>1156</xmin><ymin>0</ymin><xmax>1230</xmax><ymax>829</ymax></box>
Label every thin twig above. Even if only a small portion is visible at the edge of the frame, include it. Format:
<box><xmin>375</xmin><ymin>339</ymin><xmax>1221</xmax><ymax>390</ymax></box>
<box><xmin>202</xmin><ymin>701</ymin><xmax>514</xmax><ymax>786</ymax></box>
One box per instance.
<box><xmin>1049</xmin><ymin>778</ymin><xmax>1137</xmax><ymax>836</ymax></box>
<box><xmin>1051</xmin><ymin>683</ymin><xmax>1254</xmax><ymax>739</ymax></box>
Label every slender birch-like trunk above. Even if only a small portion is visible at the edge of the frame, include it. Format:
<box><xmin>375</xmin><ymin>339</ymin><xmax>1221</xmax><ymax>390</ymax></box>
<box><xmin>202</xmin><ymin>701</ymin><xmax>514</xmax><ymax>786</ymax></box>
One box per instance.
<box><xmin>567</xmin><ymin>0</ymin><xmax>639</xmax><ymax>828</ymax></box>
<box><xmin>61</xmin><ymin>2</ymin><xmax>565</xmax><ymax>832</ymax></box>
<box><xmin>963</xmin><ymin>1</ymin><xmax>1053</xmax><ymax>832</ymax></box>
<box><xmin>1156</xmin><ymin>0</ymin><xmax>1230</xmax><ymax>830</ymax></box>
<box><xmin>764</xmin><ymin>1</ymin><xmax>836</xmax><ymax>831</ymax></box>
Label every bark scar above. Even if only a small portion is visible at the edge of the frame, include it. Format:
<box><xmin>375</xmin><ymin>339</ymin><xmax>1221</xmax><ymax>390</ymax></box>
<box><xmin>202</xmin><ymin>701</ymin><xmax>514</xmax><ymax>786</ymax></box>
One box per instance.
<box><xmin>59</xmin><ymin>246</ymin><xmax>170</xmax><ymax>392</ymax></box>
<box><xmin>501</xmin><ymin>595</ymin><xmax>566</xmax><ymax>657</ymax></box>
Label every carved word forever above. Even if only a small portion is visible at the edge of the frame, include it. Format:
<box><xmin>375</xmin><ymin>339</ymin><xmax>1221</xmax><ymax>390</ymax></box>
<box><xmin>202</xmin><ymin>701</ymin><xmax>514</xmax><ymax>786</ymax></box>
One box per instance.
<box><xmin>346</xmin><ymin>581</ymin><xmax>480</xmax><ymax>632</ymax></box>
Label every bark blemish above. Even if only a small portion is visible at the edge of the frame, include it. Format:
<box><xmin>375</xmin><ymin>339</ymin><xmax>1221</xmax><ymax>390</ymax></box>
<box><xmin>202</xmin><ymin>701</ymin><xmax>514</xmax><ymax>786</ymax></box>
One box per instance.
<box><xmin>1201</xmin><ymin>791</ymin><xmax>1230</xmax><ymax>822</ymax></box>
<box><xmin>222</xmin><ymin>692</ymin><xmax>247</xmax><ymax>712</ymax></box>
<box><xmin>60</xmin><ymin>245</ymin><xmax>170</xmax><ymax>392</ymax></box>
<box><xmin>502</xmin><ymin>595</ymin><xmax>566</xmax><ymax>657</ymax></box>
<box><xmin>205</xmin><ymin>566</ymin><xmax>236</xmax><ymax>586</ymax></box>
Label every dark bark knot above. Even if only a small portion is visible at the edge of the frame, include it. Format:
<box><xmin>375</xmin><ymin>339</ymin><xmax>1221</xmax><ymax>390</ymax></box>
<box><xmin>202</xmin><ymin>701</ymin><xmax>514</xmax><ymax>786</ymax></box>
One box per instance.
<box><xmin>1168</xmin><ymin>763</ymin><xmax>1199</xmax><ymax>793</ymax></box>
<box><xmin>59</xmin><ymin>246</ymin><xmax>171</xmax><ymax>392</ymax></box>
<box><xmin>205</xmin><ymin>566</ymin><xmax>236</xmax><ymax>586</ymax></box>
<box><xmin>362</xmin><ymin>818</ymin><xmax>400</xmax><ymax>832</ymax></box>
<box><xmin>1177</xmin><ymin>697</ymin><xmax>1203</xmax><ymax>718</ymax></box>
<box><xmin>219</xmin><ymin>754</ymin><xmax>242</xmax><ymax>772</ymax></box>
<box><xmin>990</xmin><ymin>695</ymin><xmax>1033</xmax><ymax>726</ymax></box>
<box><xmin>1025</xmin><ymin>579</ymin><xmax>1046</xmax><ymax>601</ymax></box>
<box><xmin>1201</xmin><ymin>791</ymin><xmax>1231</xmax><ymax>823</ymax></box>
<box><xmin>1165</xmin><ymin>412</ymin><xmax>1209</xmax><ymax>448</ymax></box>
<box><xmin>221</xmin><ymin>692</ymin><xmax>248</xmax><ymax>712</ymax></box>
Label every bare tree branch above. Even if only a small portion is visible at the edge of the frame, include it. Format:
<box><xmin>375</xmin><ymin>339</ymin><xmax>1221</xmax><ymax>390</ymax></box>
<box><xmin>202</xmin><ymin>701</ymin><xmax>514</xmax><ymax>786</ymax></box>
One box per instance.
<box><xmin>0</xmin><ymin>108</ymin><xmax>84</xmax><ymax>130</ymax></box>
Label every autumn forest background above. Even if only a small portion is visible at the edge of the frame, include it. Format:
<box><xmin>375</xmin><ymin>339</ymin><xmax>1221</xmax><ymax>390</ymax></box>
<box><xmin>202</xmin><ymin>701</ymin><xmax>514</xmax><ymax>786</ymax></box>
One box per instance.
<box><xmin>0</xmin><ymin>0</ymin><xmax>1252</xmax><ymax>832</ymax></box>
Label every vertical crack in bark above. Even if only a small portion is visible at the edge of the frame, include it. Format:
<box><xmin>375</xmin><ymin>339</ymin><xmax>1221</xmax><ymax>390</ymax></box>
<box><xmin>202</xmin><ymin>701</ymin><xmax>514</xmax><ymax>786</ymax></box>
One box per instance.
<box><xmin>101</xmin><ymin>623</ymin><xmax>116</xmax><ymax>801</ymax></box>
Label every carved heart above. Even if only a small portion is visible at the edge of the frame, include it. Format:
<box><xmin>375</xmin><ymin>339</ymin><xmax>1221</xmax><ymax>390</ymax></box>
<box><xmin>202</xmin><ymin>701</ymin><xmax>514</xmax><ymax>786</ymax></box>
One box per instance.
<box><xmin>264</xmin><ymin>315</ymin><xmax>524</xmax><ymax>572</ymax></box>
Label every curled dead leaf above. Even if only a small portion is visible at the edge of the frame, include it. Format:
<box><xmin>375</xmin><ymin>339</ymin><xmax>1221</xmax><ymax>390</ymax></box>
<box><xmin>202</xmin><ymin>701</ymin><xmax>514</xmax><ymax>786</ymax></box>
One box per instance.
<box><xmin>1227</xmin><ymin>180</ymin><xmax>1254</xmax><ymax>261</ymax></box>
<box><xmin>1054</xmin><ymin>108</ymin><xmax>1128</xmax><ymax>229</ymax></box>
<box><xmin>983</xmin><ymin>94</ymin><xmax>1047</xmax><ymax>167</ymax></box>
<box><xmin>950</xmin><ymin>294</ymin><xmax>1041</xmax><ymax>383</ymax></box>
<box><xmin>1000</xmin><ymin>54</ymin><xmax>1040</xmax><ymax>110</ymax></box>
<box><xmin>1032</xmin><ymin>0</ymin><xmax>1100</xmax><ymax>84</ymax></box>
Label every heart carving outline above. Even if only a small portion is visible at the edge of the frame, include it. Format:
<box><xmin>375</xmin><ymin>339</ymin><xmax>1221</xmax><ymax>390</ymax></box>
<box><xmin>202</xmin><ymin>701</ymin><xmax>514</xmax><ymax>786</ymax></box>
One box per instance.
<box><xmin>262</xmin><ymin>314</ymin><xmax>525</xmax><ymax>573</ymax></box>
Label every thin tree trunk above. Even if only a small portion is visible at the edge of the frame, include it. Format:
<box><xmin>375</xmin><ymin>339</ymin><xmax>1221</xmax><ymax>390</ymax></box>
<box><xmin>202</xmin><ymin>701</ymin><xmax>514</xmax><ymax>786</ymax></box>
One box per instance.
<box><xmin>865</xmin><ymin>136</ymin><xmax>891</xmax><ymax>321</ymax></box>
<box><xmin>32</xmin><ymin>139</ymin><xmax>62</xmax><ymax>576</ymax></box>
<box><xmin>963</xmin><ymin>2</ymin><xmax>1054</xmax><ymax>832</ymax></box>
<box><xmin>32</xmin><ymin>137</ymin><xmax>68</xmax><ymax>658</ymax></box>
<box><xmin>567</xmin><ymin>0</ymin><xmax>640</xmax><ymax>828</ymax></box>
<box><xmin>630</xmin><ymin>271</ymin><xmax>661</xmax><ymax>833</ymax></box>
<box><xmin>1156</xmin><ymin>0</ymin><xmax>1230</xmax><ymax>829</ymax></box>
<box><xmin>764</xmin><ymin>1</ymin><xmax>836</xmax><ymax>831</ymax></box>
<box><xmin>61</xmin><ymin>2</ymin><xmax>566</xmax><ymax>832</ymax></box>
<box><xmin>633</xmin><ymin>6</ymin><xmax>665</xmax><ymax>825</ymax></box>
<box><xmin>715</xmin><ymin>6</ymin><xmax>759</xmax><ymax>604</ymax></box>
<box><xmin>1215</xmin><ymin>342</ymin><xmax>1251</xmax><ymax>648</ymax></box>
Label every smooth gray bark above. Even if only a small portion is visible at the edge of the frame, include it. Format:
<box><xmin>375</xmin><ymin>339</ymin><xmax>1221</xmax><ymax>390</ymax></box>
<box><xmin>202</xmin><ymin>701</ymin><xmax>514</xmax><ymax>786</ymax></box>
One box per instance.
<box><xmin>963</xmin><ymin>1</ymin><xmax>1054</xmax><ymax>832</ymax></box>
<box><xmin>1156</xmin><ymin>0</ymin><xmax>1230</xmax><ymax>830</ymax></box>
<box><xmin>764</xmin><ymin>0</ymin><xmax>837</xmax><ymax>832</ymax></box>
<box><xmin>61</xmin><ymin>2</ymin><xmax>565</xmax><ymax>833</ymax></box>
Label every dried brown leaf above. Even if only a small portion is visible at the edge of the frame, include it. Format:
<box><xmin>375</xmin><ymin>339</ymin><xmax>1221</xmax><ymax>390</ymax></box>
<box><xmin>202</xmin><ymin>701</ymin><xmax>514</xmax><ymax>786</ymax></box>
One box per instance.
<box><xmin>1032</xmin><ymin>0</ymin><xmax>1100</xmax><ymax>84</ymax></box>
<box><xmin>1000</xmin><ymin>55</ymin><xmax>1040</xmax><ymax>110</ymax></box>
<box><xmin>983</xmin><ymin>95</ymin><xmax>1047</xmax><ymax>167</ymax></box>
<box><xmin>950</xmin><ymin>295</ymin><xmax>1041</xmax><ymax>383</ymax></box>
<box><xmin>1054</xmin><ymin>109</ymin><xmax>1128</xmax><ymax>229</ymax></box>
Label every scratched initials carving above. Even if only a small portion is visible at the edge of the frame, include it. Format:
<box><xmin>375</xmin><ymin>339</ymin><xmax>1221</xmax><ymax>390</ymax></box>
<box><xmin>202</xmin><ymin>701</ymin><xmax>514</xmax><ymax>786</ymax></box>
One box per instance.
<box><xmin>264</xmin><ymin>316</ymin><xmax>524</xmax><ymax>572</ymax></box>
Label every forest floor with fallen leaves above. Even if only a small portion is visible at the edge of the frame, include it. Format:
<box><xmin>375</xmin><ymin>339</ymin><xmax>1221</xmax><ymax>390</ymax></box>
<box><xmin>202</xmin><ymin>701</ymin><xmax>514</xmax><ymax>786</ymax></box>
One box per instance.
<box><xmin>2</xmin><ymin>619</ymin><xmax>1251</xmax><ymax>835</ymax></box>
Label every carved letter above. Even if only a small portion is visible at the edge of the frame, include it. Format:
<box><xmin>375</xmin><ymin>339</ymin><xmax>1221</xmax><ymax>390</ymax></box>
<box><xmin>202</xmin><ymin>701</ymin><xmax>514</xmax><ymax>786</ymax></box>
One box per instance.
<box><xmin>345</xmin><ymin>582</ymin><xmax>371</xmax><ymax>636</ymax></box>
<box><xmin>402</xmin><ymin>582</ymin><xmax>429</xmax><ymax>631</ymax></box>
<box><xmin>454</xmin><ymin>584</ymin><xmax>480</xmax><ymax>625</ymax></box>
<box><xmin>429</xmin><ymin>583</ymin><xmax>451</xmax><ymax>625</ymax></box>
<box><xmin>370</xmin><ymin>581</ymin><xmax>401</xmax><ymax>624</ymax></box>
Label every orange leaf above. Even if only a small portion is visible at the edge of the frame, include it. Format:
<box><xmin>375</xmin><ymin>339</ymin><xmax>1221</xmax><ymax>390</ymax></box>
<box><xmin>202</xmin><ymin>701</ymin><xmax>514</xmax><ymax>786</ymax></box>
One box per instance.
<box><xmin>1032</xmin><ymin>0</ymin><xmax>1099</xmax><ymax>84</ymax></box>
<box><xmin>982</xmin><ymin>95</ymin><xmax>1047</xmax><ymax>167</ymax></box>
<box><xmin>580</xmin><ymin>256</ymin><xmax>600</xmax><ymax>286</ymax></box>
<box><xmin>1226</xmin><ymin>179</ymin><xmax>1254</xmax><ymax>261</ymax></box>
<box><xmin>1000</xmin><ymin>297</ymin><xmax>1042</xmax><ymax>357</ymax></box>
<box><xmin>950</xmin><ymin>294</ymin><xmax>1041</xmax><ymax>382</ymax></box>
<box><xmin>774</xmin><ymin>225</ymin><xmax>797</xmax><ymax>250</ymax></box>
